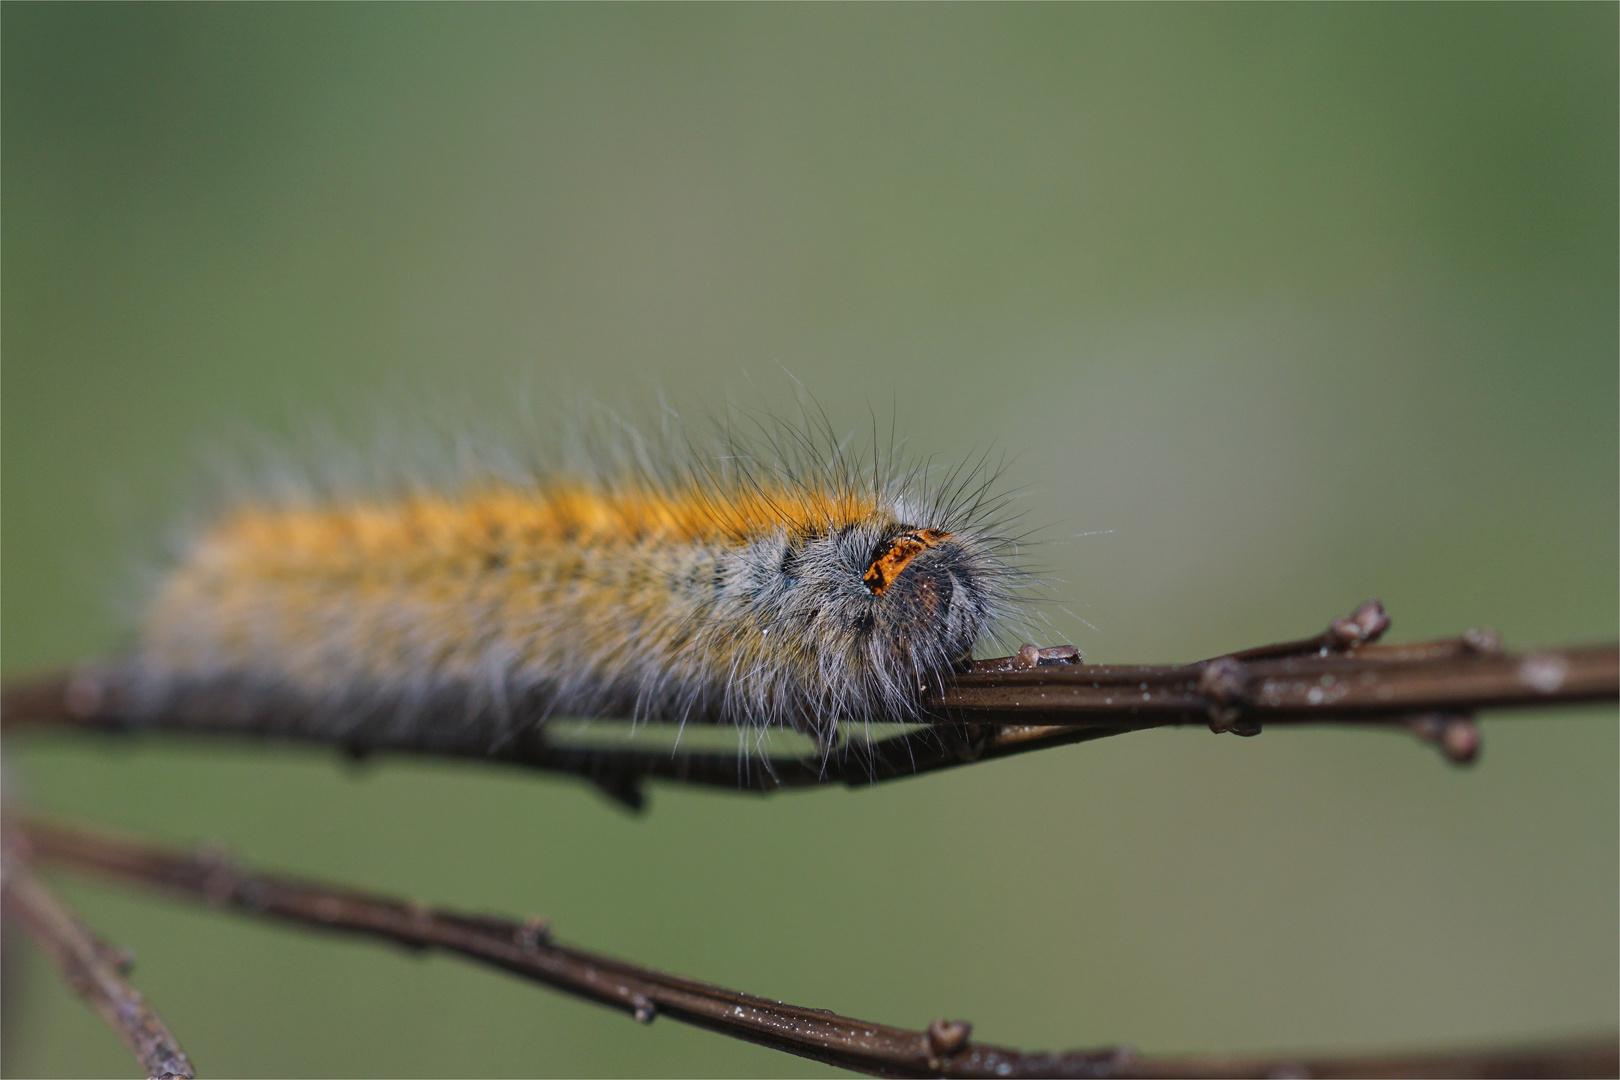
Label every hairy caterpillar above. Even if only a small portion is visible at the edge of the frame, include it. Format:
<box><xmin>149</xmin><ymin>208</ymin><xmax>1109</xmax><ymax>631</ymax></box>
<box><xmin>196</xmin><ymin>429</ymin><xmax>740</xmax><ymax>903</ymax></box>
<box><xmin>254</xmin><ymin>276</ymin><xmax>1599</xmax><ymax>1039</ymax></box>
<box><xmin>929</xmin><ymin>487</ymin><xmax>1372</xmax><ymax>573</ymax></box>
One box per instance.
<box><xmin>90</xmin><ymin>411</ymin><xmax>1039</xmax><ymax>754</ymax></box>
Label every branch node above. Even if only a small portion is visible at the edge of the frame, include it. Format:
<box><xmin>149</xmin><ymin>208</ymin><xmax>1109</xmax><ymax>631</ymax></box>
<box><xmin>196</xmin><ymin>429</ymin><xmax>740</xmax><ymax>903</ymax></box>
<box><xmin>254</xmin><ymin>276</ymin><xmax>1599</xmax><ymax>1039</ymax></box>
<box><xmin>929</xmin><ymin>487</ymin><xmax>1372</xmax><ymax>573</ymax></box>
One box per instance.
<box><xmin>97</xmin><ymin>941</ymin><xmax>137</xmax><ymax>975</ymax></box>
<box><xmin>1330</xmin><ymin>598</ymin><xmax>1391</xmax><ymax>651</ymax></box>
<box><xmin>941</xmin><ymin>722</ymin><xmax>990</xmax><ymax>762</ymax></box>
<box><xmin>1006</xmin><ymin>643</ymin><xmax>1082</xmax><ymax>670</ymax></box>
<box><xmin>1198</xmin><ymin>657</ymin><xmax>1249</xmax><ymax>706</ymax></box>
<box><xmin>1463</xmin><ymin>626</ymin><xmax>1503</xmax><ymax>655</ymax></box>
<box><xmin>194</xmin><ymin>845</ymin><xmax>240</xmax><ymax>906</ymax></box>
<box><xmin>926</xmin><ymin>1017</ymin><xmax>973</xmax><ymax>1066</ymax></box>
<box><xmin>1199</xmin><ymin>658</ymin><xmax>1260</xmax><ymax>735</ymax></box>
<box><xmin>592</xmin><ymin>771</ymin><xmax>647</xmax><ymax>813</ymax></box>
<box><xmin>63</xmin><ymin>674</ymin><xmax>106</xmax><ymax>719</ymax></box>
<box><xmin>629</xmin><ymin>992</ymin><xmax>657</xmax><ymax>1024</ymax></box>
<box><xmin>1520</xmin><ymin>653</ymin><xmax>1572</xmax><ymax>694</ymax></box>
<box><xmin>1405</xmin><ymin>713</ymin><xmax>1481</xmax><ymax>765</ymax></box>
<box><xmin>236</xmin><ymin>878</ymin><xmax>275</xmax><ymax>913</ymax></box>
<box><xmin>517</xmin><ymin>915</ymin><xmax>552</xmax><ymax>950</ymax></box>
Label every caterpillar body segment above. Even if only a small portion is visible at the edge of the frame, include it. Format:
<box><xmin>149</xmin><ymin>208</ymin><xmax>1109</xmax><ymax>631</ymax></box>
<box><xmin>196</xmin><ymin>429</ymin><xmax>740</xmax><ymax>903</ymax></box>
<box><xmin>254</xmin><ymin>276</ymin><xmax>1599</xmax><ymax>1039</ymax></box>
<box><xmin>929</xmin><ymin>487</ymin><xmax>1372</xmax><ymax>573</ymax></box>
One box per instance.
<box><xmin>112</xmin><ymin>442</ymin><xmax>1028</xmax><ymax>748</ymax></box>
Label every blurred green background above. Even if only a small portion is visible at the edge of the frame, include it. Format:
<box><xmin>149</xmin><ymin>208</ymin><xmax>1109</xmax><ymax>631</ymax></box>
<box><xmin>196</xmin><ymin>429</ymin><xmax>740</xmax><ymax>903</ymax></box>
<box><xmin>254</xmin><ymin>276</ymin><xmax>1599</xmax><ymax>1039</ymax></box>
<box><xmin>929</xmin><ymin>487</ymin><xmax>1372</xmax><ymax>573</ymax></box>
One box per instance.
<box><xmin>3</xmin><ymin>5</ymin><xmax>1616</xmax><ymax>1077</ymax></box>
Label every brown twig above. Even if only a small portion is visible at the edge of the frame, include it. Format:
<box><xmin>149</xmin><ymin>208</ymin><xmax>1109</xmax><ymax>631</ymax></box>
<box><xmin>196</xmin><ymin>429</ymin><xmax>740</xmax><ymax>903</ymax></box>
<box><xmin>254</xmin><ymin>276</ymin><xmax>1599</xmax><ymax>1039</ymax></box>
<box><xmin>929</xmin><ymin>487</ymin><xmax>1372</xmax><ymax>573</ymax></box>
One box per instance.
<box><xmin>4</xmin><ymin>603</ymin><xmax>1616</xmax><ymax>807</ymax></box>
<box><xmin>1</xmin><ymin>828</ymin><xmax>195</xmax><ymax>1080</ymax></box>
<box><xmin>20</xmin><ymin>816</ymin><xmax>1616</xmax><ymax>1080</ymax></box>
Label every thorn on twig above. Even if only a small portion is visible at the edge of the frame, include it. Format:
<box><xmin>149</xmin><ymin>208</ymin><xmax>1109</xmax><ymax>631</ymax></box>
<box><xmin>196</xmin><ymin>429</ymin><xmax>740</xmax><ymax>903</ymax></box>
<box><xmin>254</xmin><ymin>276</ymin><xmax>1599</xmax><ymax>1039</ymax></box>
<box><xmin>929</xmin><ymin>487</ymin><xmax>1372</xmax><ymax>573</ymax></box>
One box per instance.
<box><xmin>629</xmin><ymin>992</ymin><xmax>657</xmax><ymax>1024</ymax></box>
<box><xmin>1212</xmin><ymin>599</ymin><xmax>1392</xmax><ymax>664</ymax></box>
<box><xmin>940</xmin><ymin>722</ymin><xmax>990</xmax><ymax>762</ymax></box>
<box><xmin>1328</xmin><ymin>599</ymin><xmax>1391</xmax><ymax>651</ymax></box>
<box><xmin>517</xmin><ymin>915</ymin><xmax>551</xmax><ymax>951</ymax></box>
<box><xmin>385</xmin><ymin>902</ymin><xmax>433</xmax><ymax>954</ymax></box>
<box><xmin>592</xmin><ymin>771</ymin><xmax>646</xmax><ymax>813</ymax></box>
<box><xmin>926</xmin><ymin>1018</ymin><xmax>972</xmax><ymax>1070</ymax></box>
<box><xmin>1006</xmin><ymin>643</ymin><xmax>1082</xmax><ymax>671</ymax></box>
<box><xmin>93</xmin><ymin>940</ymin><xmax>137</xmax><ymax>975</ymax></box>
<box><xmin>1405</xmin><ymin>714</ymin><xmax>1481</xmax><ymax>765</ymax></box>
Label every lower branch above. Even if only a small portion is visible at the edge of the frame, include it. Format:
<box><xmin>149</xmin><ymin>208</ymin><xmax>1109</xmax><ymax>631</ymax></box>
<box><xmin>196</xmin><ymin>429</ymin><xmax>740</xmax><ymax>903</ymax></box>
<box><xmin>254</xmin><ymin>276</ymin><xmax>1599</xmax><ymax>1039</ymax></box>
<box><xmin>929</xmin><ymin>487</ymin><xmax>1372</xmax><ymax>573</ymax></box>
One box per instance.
<box><xmin>19</xmin><ymin>817</ymin><xmax>1617</xmax><ymax>1080</ymax></box>
<box><xmin>1</xmin><ymin>830</ymin><xmax>194</xmax><ymax>1079</ymax></box>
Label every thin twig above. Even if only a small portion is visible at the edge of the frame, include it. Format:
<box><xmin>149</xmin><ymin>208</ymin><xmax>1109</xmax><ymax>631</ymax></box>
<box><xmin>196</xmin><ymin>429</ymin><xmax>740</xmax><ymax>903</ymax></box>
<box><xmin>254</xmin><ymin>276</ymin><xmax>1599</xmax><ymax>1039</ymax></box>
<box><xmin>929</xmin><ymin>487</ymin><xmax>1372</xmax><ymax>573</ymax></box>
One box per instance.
<box><xmin>1</xmin><ymin>828</ymin><xmax>195</xmax><ymax>1080</ymax></box>
<box><xmin>4</xmin><ymin>603</ymin><xmax>1616</xmax><ymax>807</ymax></box>
<box><xmin>21</xmin><ymin>816</ymin><xmax>1617</xmax><ymax>1080</ymax></box>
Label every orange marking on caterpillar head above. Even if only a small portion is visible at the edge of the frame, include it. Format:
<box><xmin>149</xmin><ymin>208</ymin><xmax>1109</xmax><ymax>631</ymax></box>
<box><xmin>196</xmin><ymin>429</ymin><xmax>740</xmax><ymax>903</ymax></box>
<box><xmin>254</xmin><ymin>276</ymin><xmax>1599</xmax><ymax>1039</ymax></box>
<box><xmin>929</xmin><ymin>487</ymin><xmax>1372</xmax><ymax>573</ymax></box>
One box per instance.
<box><xmin>862</xmin><ymin>528</ymin><xmax>952</xmax><ymax>595</ymax></box>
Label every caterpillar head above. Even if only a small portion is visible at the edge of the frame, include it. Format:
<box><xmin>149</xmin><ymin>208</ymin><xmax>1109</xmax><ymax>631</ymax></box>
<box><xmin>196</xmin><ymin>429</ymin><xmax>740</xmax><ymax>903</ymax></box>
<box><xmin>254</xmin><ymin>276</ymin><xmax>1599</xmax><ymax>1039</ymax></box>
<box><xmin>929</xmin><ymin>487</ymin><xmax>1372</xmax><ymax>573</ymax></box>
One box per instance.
<box><xmin>855</xmin><ymin>525</ymin><xmax>990</xmax><ymax>668</ymax></box>
<box><xmin>731</xmin><ymin>509</ymin><xmax>1014</xmax><ymax>731</ymax></box>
